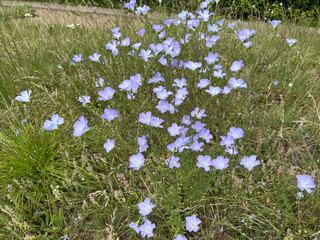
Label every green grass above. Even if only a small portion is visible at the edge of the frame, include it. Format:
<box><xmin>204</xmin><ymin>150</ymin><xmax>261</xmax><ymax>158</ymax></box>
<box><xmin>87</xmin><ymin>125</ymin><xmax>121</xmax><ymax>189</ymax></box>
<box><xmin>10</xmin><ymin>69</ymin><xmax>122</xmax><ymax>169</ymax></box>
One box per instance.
<box><xmin>0</xmin><ymin>6</ymin><xmax>319</xmax><ymax>240</ymax></box>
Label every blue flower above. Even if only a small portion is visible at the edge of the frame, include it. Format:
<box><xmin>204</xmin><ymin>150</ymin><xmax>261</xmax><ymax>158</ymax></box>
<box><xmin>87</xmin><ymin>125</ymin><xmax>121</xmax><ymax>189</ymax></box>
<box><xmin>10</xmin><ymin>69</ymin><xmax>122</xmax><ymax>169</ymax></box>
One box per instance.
<box><xmin>129</xmin><ymin>222</ymin><xmax>140</xmax><ymax>233</ymax></box>
<box><xmin>225</xmin><ymin>146</ymin><xmax>238</xmax><ymax>155</ymax></box>
<box><xmin>135</xmin><ymin>5</ymin><xmax>150</xmax><ymax>15</ymax></box>
<box><xmin>229</xmin><ymin>77</ymin><xmax>247</xmax><ymax>89</ymax></box>
<box><xmin>105</xmin><ymin>40</ymin><xmax>120</xmax><ymax>55</ymax></box>
<box><xmin>228</xmin><ymin>22</ymin><xmax>237</xmax><ymax>29</ymax></box>
<box><xmin>139</xmin><ymin>49</ymin><xmax>154</xmax><ymax>62</ymax></box>
<box><xmin>127</xmin><ymin>50</ymin><xmax>135</xmax><ymax>56</ymax></box>
<box><xmin>197</xmin><ymin>155</ymin><xmax>212</xmax><ymax>172</ymax></box>
<box><xmin>167</xmin><ymin>123</ymin><xmax>183</xmax><ymax>136</ymax></box>
<box><xmin>153</xmin><ymin>24</ymin><xmax>164</xmax><ymax>32</ymax></box>
<box><xmin>208</xmin><ymin>23</ymin><xmax>221</xmax><ymax>32</ymax></box>
<box><xmin>205</xmin><ymin>86</ymin><xmax>222</xmax><ymax>96</ymax></box>
<box><xmin>72</xmin><ymin>54</ymin><xmax>83</xmax><ymax>63</ymax></box>
<box><xmin>15</xmin><ymin>90</ymin><xmax>32</xmax><ymax>102</ymax></box>
<box><xmin>104</xmin><ymin>139</ymin><xmax>115</xmax><ymax>153</ymax></box>
<box><xmin>138</xmin><ymin>219</ymin><xmax>156</xmax><ymax>238</ymax></box>
<box><xmin>184</xmin><ymin>61</ymin><xmax>202</xmax><ymax>71</ymax></box>
<box><xmin>296</xmin><ymin>175</ymin><xmax>316</xmax><ymax>193</ymax></box>
<box><xmin>197</xmin><ymin>79</ymin><xmax>210</xmax><ymax>89</ymax></box>
<box><xmin>98</xmin><ymin>87</ymin><xmax>116</xmax><ymax>101</ymax></box>
<box><xmin>121</xmin><ymin>37</ymin><xmax>131</xmax><ymax>46</ymax></box>
<box><xmin>222</xmin><ymin>86</ymin><xmax>231</xmax><ymax>94</ymax></box>
<box><xmin>269</xmin><ymin>20</ymin><xmax>282</xmax><ymax>28</ymax></box>
<box><xmin>118</xmin><ymin>74</ymin><xmax>142</xmax><ymax>95</ymax></box>
<box><xmin>101</xmin><ymin>109</ymin><xmax>119</xmax><ymax>122</ymax></box>
<box><xmin>191</xmin><ymin>107</ymin><xmax>207</xmax><ymax>119</ymax></box>
<box><xmin>139</xmin><ymin>112</ymin><xmax>152</xmax><ymax>125</ymax></box>
<box><xmin>213</xmin><ymin>64</ymin><xmax>223</xmax><ymax>70</ymax></box>
<box><xmin>220</xmin><ymin>135</ymin><xmax>234</xmax><ymax>147</ymax></box>
<box><xmin>205</xmin><ymin>35</ymin><xmax>220</xmax><ymax>47</ymax></box>
<box><xmin>73</xmin><ymin>116</ymin><xmax>89</xmax><ymax>137</ymax></box>
<box><xmin>196</xmin><ymin>9</ymin><xmax>213</xmax><ymax>22</ymax></box>
<box><xmin>173</xmin><ymin>234</ymin><xmax>187</xmax><ymax>240</ymax></box>
<box><xmin>165</xmin><ymin>155</ymin><xmax>181</xmax><ymax>169</ymax></box>
<box><xmin>136</xmin><ymin>29</ymin><xmax>146</xmax><ymax>36</ymax></box>
<box><xmin>234</xmin><ymin>29</ymin><xmax>256</xmax><ymax>42</ymax></box>
<box><xmin>149</xmin><ymin>44</ymin><xmax>164</xmax><ymax>55</ymax></box>
<box><xmin>192</xmin><ymin>121</ymin><xmax>206</xmax><ymax>132</ymax></box>
<box><xmin>186</xmin><ymin>19</ymin><xmax>200</xmax><ymax>30</ymax></box>
<box><xmin>123</xmin><ymin>0</ymin><xmax>136</xmax><ymax>10</ymax></box>
<box><xmin>243</xmin><ymin>41</ymin><xmax>252</xmax><ymax>48</ymax></box>
<box><xmin>216</xmin><ymin>18</ymin><xmax>225</xmax><ymax>26</ymax></box>
<box><xmin>228</xmin><ymin>127</ymin><xmax>244</xmax><ymax>139</ymax></box>
<box><xmin>148</xmin><ymin>72</ymin><xmax>165</xmax><ymax>83</ymax></box>
<box><xmin>159</xmin><ymin>30</ymin><xmax>166</xmax><ymax>39</ymax></box>
<box><xmin>171</xmin><ymin>58</ymin><xmax>178</xmax><ymax>68</ymax></box>
<box><xmin>163</xmin><ymin>39</ymin><xmax>181</xmax><ymax>58</ymax></box>
<box><xmin>186</xmin><ymin>214</ymin><xmax>201</xmax><ymax>232</ymax></box>
<box><xmin>129</xmin><ymin>153</ymin><xmax>145</xmax><ymax>170</ymax></box>
<box><xmin>190</xmin><ymin>140</ymin><xmax>204</xmax><ymax>152</ymax></box>
<box><xmin>78</xmin><ymin>95</ymin><xmax>91</xmax><ymax>106</ymax></box>
<box><xmin>211</xmin><ymin>156</ymin><xmax>229</xmax><ymax>170</ymax></box>
<box><xmin>89</xmin><ymin>53</ymin><xmax>101</xmax><ymax>62</ymax></box>
<box><xmin>240</xmin><ymin>155</ymin><xmax>261</xmax><ymax>171</ymax></box>
<box><xmin>111</xmin><ymin>27</ymin><xmax>120</xmax><ymax>33</ymax></box>
<box><xmin>159</xmin><ymin>55</ymin><xmax>168</xmax><ymax>66</ymax></box>
<box><xmin>138</xmin><ymin>135</ymin><xmax>149</xmax><ymax>152</ymax></box>
<box><xmin>200</xmin><ymin>0</ymin><xmax>212</xmax><ymax>9</ymax></box>
<box><xmin>138</xmin><ymin>197</ymin><xmax>156</xmax><ymax>216</ymax></box>
<box><xmin>213</xmin><ymin>69</ymin><xmax>226</xmax><ymax>78</ymax></box>
<box><xmin>154</xmin><ymin>86</ymin><xmax>173</xmax><ymax>100</ymax></box>
<box><xmin>172</xmin><ymin>78</ymin><xmax>186</xmax><ymax>88</ymax></box>
<box><xmin>204</xmin><ymin>52</ymin><xmax>219</xmax><ymax>65</ymax></box>
<box><xmin>149</xmin><ymin>116</ymin><xmax>164</xmax><ymax>128</ymax></box>
<box><xmin>286</xmin><ymin>38</ymin><xmax>298</xmax><ymax>47</ymax></box>
<box><xmin>132</xmin><ymin>42</ymin><xmax>141</xmax><ymax>50</ymax></box>
<box><xmin>42</xmin><ymin>114</ymin><xmax>64</xmax><ymax>131</ymax></box>
<box><xmin>156</xmin><ymin>100</ymin><xmax>171</xmax><ymax>113</ymax></box>
<box><xmin>198</xmin><ymin>128</ymin><xmax>213</xmax><ymax>143</ymax></box>
<box><xmin>181</xmin><ymin>115</ymin><xmax>191</xmax><ymax>125</ymax></box>
<box><xmin>230</xmin><ymin>60</ymin><xmax>244</xmax><ymax>72</ymax></box>
<box><xmin>178</xmin><ymin>10</ymin><xmax>195</xmax><ymax>20</ymax></box>
<box><xmin>112</xmin><ymin>31</ymin><xmax>122</xmax><ymax>39</ymax></box>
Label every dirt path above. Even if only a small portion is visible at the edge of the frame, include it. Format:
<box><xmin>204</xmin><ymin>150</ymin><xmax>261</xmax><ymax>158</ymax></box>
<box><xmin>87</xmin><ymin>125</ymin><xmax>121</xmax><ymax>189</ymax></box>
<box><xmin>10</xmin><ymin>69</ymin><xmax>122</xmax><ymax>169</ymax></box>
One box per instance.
<box><xmin>2</xmin><ymin>1</ymin><xmax>128</xmax><ymax>16</ymax></box>
<box><xmin>1</xmin><ymin>1</ymin><xmax>174</xmax><ymax>27</ymax></box>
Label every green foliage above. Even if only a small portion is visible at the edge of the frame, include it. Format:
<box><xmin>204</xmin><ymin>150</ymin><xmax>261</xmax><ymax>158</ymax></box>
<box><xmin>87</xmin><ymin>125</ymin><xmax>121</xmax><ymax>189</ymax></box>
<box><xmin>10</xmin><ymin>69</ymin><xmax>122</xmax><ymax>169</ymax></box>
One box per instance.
<box><xmin>214</xmin><ymin>0</ymin><xmax>320</xmax><ymax>22</ymax></box>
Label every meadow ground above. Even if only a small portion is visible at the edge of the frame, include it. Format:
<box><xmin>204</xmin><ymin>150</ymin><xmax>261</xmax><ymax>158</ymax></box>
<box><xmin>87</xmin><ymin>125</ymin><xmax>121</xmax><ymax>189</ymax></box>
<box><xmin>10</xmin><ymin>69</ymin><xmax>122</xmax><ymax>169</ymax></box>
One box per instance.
<box><xmin>0</xmin><ymin>2</ymin><xmax>319</xmax><ymax>239</ymax></box>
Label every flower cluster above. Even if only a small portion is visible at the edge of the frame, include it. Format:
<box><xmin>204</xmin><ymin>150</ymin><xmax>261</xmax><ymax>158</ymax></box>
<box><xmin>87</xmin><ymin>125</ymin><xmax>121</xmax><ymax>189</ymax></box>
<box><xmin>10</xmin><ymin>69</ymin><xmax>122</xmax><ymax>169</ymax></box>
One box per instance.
<box><xmin>129</xmin><ymin>197</ymin><xmax>156</xmax><ymax>238</ymax></box>
<box><xmin>14</xmin><ymin>0</ymin><xmax>316</xmax><ymax>238</ymax></box>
